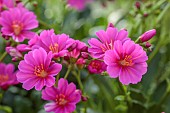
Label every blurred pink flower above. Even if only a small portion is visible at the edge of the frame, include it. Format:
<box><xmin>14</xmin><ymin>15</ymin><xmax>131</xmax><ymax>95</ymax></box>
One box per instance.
<box><xmin>139</xmin><ymin>29</ymin><xmax>156</xmax><ymax>42</ymax></box>
<box><xmin>0</xmin><ymin>7</ymin><xmax>38</xmax><ymax>42</ymax></box>
<box><xmin>32</xmin><ymin>29</ymin><xmax>70</xmax><ymax>58</ymax></box>
<box><xmin>16</xmin><ymin>48</ymin><xmax>62</xmax><ymax>90</ymax></box>
<box><xmin>42</xmin><ymin>78</ymin><xmax>81</xmax><ymax>113</ymax></box>
<box><xmin>67</xmin><ymin>0</ymin><xmax>92</xmax><ymax>11</ymax></box>
<box><xmin>87</xmin><ymin>59</ymin><xmax>107</xmax><ymax>74</ymax></box>
<box><xmin>104</xmin><ymin>40</ymin><xmax>148</xmax><ymax>85</ymax></box>
<box><xmin>88</xmin><ymin>27</ymin><xmax>130</xmax><ymax>59</ymax></box>
<box><xmin>6</xmin><ymin>46</ymin><xmax>23</xmax><ymax>61</ymax></box>
<box><xmin>0</xmin><ymin>0</ymin><xmax>15</xmax><ymax>12</ymax></box>
<box><xmin>0</xmin><ymin>63</ymin><xmax>18</xmax><ymax>90</ymax></box>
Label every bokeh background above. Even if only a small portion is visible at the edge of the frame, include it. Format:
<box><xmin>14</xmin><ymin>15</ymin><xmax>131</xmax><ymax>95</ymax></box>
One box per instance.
<box><xmin>0</xmin><ymin>0</ymin><xmax>170</xmax><ymax>113</ymax></box>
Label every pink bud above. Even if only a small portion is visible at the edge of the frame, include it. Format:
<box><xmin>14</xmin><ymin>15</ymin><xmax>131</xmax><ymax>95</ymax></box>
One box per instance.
<box><xmin>143</xmin><ymin>13</ymin><xmax>148</xmax><ymax>17</ymax></box>
<box><xmin>107</xmin><ymin>23</ymin><xmax>114</xmax><ymax>28</ymax></box>
<box><xmin>145</xmin><ymin>42</ymin><xmax>151</xmax><ymax>48</ymax></box>
<box><xmin>140</xmin><ymin>29</ymin><xmax>156</xmax><ymax>42</ymax></box>
<box><xmin>68</xmin><ymin>42</ymin><xmax>77</xmax><ymax>51</ymax></box>
<box><xmin>81</xmin><ymin>95</ymin><xmax>88</xmax><ymax>101</ymax></box>
<box><xmin>135</xmin><ymin>1</ymin><xmax>141</xmax><ymax>9</ymax></box>
<box><xmin>81</xmin><ymin>46</ymin><xmax>88</xmax><ymax>52</ymax></box>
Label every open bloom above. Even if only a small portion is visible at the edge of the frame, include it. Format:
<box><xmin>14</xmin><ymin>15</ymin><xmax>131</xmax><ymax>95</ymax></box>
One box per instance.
<box><xmin>16</xmin><ymin>48</ymin><xmax>62</xmax><ymax>90</ymax></box>
<box><xmin>0</xmin><ymin>7</ymin><xmax>38</xmax><ymax>42</ymax></box>
<box><xmin>104</xmin><ymin>40</ymin><xmax>148</xmax><ymax>85</ymax></box>
<box><xmin>42</xmin><ymin>78</ymin><xmax>81</xmax><ymax>113</ymax></box>
<box><xmin>32</xmin><ymin>29</ymin><xmax>70</xmax><ymax>58</ymax></box>
<box><xmin>0</xmin><ymin>63</ymin><xmax>18</xmax><ymax>90</ymax></box>
<box><xmin>67</xmin><ymin>0</ymin><xmax>92</xmax><ymax>11</ymax></box>
<box><xmin>88</xmin><ymin>27</ymin><xmax>130</xmax><ymax>59</ymax></box>
<box><xmin>88</xmin><ymin>59</ymin><xmax>107</xmax><ymax>74</ymax></box>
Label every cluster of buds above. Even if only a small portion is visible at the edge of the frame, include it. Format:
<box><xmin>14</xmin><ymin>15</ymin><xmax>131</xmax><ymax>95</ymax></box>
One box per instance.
<box><xmin>136</xmin><ymin>29</ymin><xmax>156</xmax><ymax>51</ymax></box>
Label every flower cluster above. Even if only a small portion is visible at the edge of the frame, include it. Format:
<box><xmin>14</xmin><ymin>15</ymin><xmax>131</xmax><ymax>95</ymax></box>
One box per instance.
<box><xmin>0</xmin><ymin>0</ymin><xmax>157</xmax><ymax>112</ymax></box>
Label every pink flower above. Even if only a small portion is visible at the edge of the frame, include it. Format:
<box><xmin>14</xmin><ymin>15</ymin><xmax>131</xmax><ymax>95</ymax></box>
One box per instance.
<box><xmin>88</xmin><ymin>27</ymin><xmax>130</xmax><ymax>59</ymax></box>
<box><xmin>67</xmin><ymin>0</ymin><xmax>92</xmax><ymax>11</ymax></box>
<box><xmin>32</xmin><ymin>30</ymin><xmax>70</xmax><ymax>58</ymax></box>
<box><xmin>0</xmin><ymin>0</ymin><xmax>15</xmax><ymax>12</ymax></box>
<box><xmin>0</xmin><ymin>7</ymin><xmax>38</xmax><ymax>42</ymax></box>
<box><xmin>42</xmin><ymin>78</ymin><xmax>81</xmax><ymax>113</ymax></box>
<box><xmin>0</xmin><ymin>63</ymin><xmax>18</xmax><ymax>90</ymax></box>
<box><xmin>87</xmin><ymin>59</ymin><xmax>107</xmax><ymax>74</ymax></box>
<box><xmin>139</xmin><ymin>29</ymin><xmax>156</xmax><ymax>42</ymax></box>
<box><xmin>16</xmin><ymin>48</ymin><xmax>62</xmax><ymax>90</ymax></box>
<box><xmin>104</xmin><ymin>40</ymin><xmax>148</xmax><ymax>85</ymax></box>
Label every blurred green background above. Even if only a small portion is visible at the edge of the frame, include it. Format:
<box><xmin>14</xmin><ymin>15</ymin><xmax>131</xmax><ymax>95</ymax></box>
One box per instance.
<box><xmin>0</xmin><ymin>0</ymin><xmax>170</xmax><ymax>113</ymax></box>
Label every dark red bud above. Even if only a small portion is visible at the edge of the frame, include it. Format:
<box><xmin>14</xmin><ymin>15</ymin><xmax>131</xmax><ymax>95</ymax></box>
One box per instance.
<box><xmin>135</xmin><ymin>1</ymin><xmax>141</xmax><ymax>9</ymax></box>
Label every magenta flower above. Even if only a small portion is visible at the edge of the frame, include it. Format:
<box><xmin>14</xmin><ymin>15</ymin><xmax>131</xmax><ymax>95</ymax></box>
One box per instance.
<box><xmin>42</xmin><ymin>78</ymin><xmax>81</xmax><ymax>113</ymax></box>
<box><xmin>0</xmin><ymin>0</ymin><xmax>14</xmax><ymax>12</ymax></box>
<box><xmin>0</xmin><ymin>63</ymin><xmax>18</xmax><ymax>90</ymax></box>
<box><xmin>87</xmin><ymin>59</ymin><xmax>107</xmax><ymax>74</ymax></box>
<box><xmin>16</xmin><ymin>48</ymin><xmax>62</xmax><ymax>90</ymax></box>
<box><xmin>67</xmin><ymin>0</ymin><xmax>92</xmax><ymax>11</ymax></box>
<box><xmin>88</xmin><ymin>27</ymin><xmax>130</xmax><ymax>59</ymax></box>
<box><xmin>32</xmin><ymin>29</ymin><xmax>70</xmax><ymax>58</ymax></box>
<box><xmin>0</xmin><ymin>7</ymin><xmax>38</xmax><ymax>42</ymax></box>
<box><xmin>139</xmin><ymin>29</ymin><xmax>156</xmax><ymax>42</ymax></box>
<box><xmin>104</xmin><ymin>40</ymin><xmax>148</xmax><ymax>85</ymax></box>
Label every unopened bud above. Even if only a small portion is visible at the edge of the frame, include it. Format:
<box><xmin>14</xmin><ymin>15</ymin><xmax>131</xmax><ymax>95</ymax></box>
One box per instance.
<box><xmin>145</xmin><ymin>42</ymin><xmax>151</xmax><ymax>48</ymax></box>
<box><xmin>107</xmin><ymin>23</ymin><xmax>114</xmax><ymax>28</ymax></box>
<box><xmin>140</xmin><ymin>29</ymin><xmax>156</xmax><ymax>42</ymax></box>
<box><xmin>81</xmin><ymin>95</ymin><xmax>88</xmax><ymax>102</ymax></box>
<box><xmin>143</xmin><ymin>13</ymin><xmax>148</xmax><ymax>17</ymax></box>
<box><xmin>81</xmin><ymin>46</ymin><xmax>88</xmax><ymax>52</ymax></box>
<box><xmin>68</xmin><ymin>42</ymin><xmax>77</xmax><ymax>51</ymax></box>
<box><xmin>135</xmin><ymin>1</ymin><xmax>141</xmax><ymax>9</ymax></box>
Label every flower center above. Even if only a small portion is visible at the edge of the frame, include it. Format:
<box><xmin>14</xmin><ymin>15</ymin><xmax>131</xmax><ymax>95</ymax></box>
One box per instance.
<box><xmin>34</xmin><ymin>64</ymin><xmax>47</xmax><ymax>77</ymax></box>
<box><xmin>56</xmin><ymin>94</ymin><xmax>68</xmax><ymax>106</ymax></box>
<box><xmin>91</xmin><ymin>61</ymin><xmax>101</xmax><ymax>70</ymax></box>
<box><xmin>119</xmin><ymin>55</ymin><xmax>133</xmax><ymax>66</ymax></box>
<box><xmin>12</xmin><ymin>21</ymin><xmax>23</xmax><ymax>36</ymax></box>
<box><xmin>0</xmin><ymin>75</ymin><xmax>9</xmax><ymax>83</ymax></box>
<box><xmin>100</xmin><ymin>41</ymin><xmax>114</xmax><ymax>52</ymax></box>
<box><xmin>49</xmin><ymin>43</ymin><xmax>59</xmax><ymax>53</ymax></box>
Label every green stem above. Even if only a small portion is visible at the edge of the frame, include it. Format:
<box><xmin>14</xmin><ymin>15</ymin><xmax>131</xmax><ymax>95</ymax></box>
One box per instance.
<box><xmin>72</xmin><ymin>71</ymin><xmax>83</xmax><ymax>91</ymax></box>
<box><xmin>0</xmin><ymin>90</ymin><xmax>4</xmax><ymax>105</ymax></box>
<box><xmin>55</xmin><ymin>73</ymin><xmax>60</xmax><ymax>86</ymax></box>
<box><xmin>0</xmin><ymin>39</ymin><xmax>16</xmax><ymax>62</ymax></box>
<box><xmin>117</xmin><ymin>80</ymin><xmax>132</xmax><ymax>106</ymax></box>
<box><xmin>38</xmin><ymin>19</ymin><xmax>53</xmax><ymax>29</ymax></box>
<box><xmin>0</xmin><ymin>52</ymin><xmax>7</xmax><ymax>62</ymax></box>
<box><xmin>64</xmin><ymin>65</ymin><xmax>72</xmax><ymax>79</ymax></box>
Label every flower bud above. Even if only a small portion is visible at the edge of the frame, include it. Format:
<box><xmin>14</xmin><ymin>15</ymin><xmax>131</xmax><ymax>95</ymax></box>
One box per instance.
<box><xmin>68</xmin><ymin>42</ymin><xmax>77</xmax><ymax>51</ymax></box>
<box><xmin>143</xmin><ymin>13</ymin><xmax>148</xmax><ymax>17</ymax></box>
<box><xmin>145</xmin><ymin>42</ymin><xmax>151</xmax><ymax>48</ymax></box>
<box><xmin>107</xmin><ymin>23</ymin><xmax>114</xmax><ymax>28</ymax></box>
<box><xmin>81</xmin><ymin>95</ymin><xmax>88</xmax><ymax>102</ymax></box>
<box><xmin>81</xmin><ymin>46</ymin><xmax>88</xmax><ymax>52</ymax></box>
<box><xmin>135</xmin><ymin>1</ymin><xmax>141</xmax><ymax>9</ymax></box>
<box><xmin>140</xmin><ymin>29</ymin><xmax>156</xmax><ymax>42</ymax></box>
